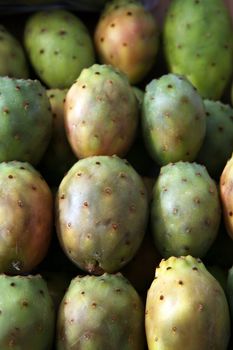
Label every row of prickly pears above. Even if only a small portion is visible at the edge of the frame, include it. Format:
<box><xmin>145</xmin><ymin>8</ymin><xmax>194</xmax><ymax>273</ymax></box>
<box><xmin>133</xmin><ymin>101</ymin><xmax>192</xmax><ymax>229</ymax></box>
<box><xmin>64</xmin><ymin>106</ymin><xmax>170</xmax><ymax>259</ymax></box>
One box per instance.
<box><xmin>0</xmin><ymin>0</ymin><xmax>233</xmax><ymax>349</ymax></box>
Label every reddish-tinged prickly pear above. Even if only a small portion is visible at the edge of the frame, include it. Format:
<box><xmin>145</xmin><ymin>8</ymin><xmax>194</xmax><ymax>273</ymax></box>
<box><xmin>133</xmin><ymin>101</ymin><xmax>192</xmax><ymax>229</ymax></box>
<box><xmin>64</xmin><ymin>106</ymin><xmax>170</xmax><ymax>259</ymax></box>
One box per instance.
<box><xmin>94</xmin><ymin>0</ymin><xmax>159</xmax><ymax>84</ymax></box>
<box><xmin>0</xmin><ymin>161</ymin><xmax>53</xmax><ymax>274</ymax></box>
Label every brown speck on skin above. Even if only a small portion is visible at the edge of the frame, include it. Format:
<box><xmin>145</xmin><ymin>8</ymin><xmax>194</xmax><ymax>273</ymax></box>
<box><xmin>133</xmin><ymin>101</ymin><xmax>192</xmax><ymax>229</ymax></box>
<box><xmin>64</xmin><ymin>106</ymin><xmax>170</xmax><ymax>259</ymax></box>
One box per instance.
<box><xmin>31</xmin><ymin>185</ymin><xmax>37</xmax><ymax>191</ymax></box>
<box><xmin>110</xmin><ymin>23</ymin><xmax>115</xmax><ymax>27</ymax></box>
<box><xmin>81</xmin><ymin>291</ymin><xmax>85</xmax><ymax>295</ymax></box>
<box><xmin>192</xmin><ymin>267</ymin><xmax>198</xmax><ymax>271</ymax></box>
<box><xmin>21</xmin><ymin>300</ymin><xmax>28</xmax><ymax>307</ymax></box>
<box><xmin>194</xmin><ymin>197</ymin><xmax>200</xmax><ymax>204</ymax></box>
<box><xmin>166</xmin><ymin>267</ymin><xmax>172</xmax><ymax>270</ymax></box>
<box><xmin>67</xmin><ymin>222</ymin><xmax>72</xmax><ymax>228</ymax></box>
<box><xmin>60</xmin><ymin>194</ymin><xmax>65</xmax><ymax>199</ymax></box>
<box><xmin>172</xmin><ymin>326</ymin><xmax>177</xmax><ymax>332</ymax></box>
<box><xmin>178</xmin><ymin>280</ymin><xmax>183</xmax><ymax>285</ymax></box>
<box><xmin>112</xmin><ymin>223</ymin><xmax>118</xmax><ymax>230</ymax></box>
<box><xmin>155</xmin><ymin>337</ymin><xmax>158</xmax><ymax>342</ymax></box>
<box><xmin>229</xmin><ymin>211</ymin><xmax>233</xmax><ymax>217</ymax></box>
<box><xmin>82</xmin><ymin>85</ymin><xmax>86</xmax><ymax>89</ymax></box>
<box><xmin>18</xmin><ymin>200</ymin><xmax>23</xmax><ymax>208</ymax></box>
<box><xmin>100</xmin><ymin>37</ymin><xmax>104</xmax><ymax>42</ymax></box>
<box><xmin>15</xmin><ymin>85</ymin><xmax>20</xmax><ymax>91</ymax></box>
<box><xmin>167</xmin><ymin>84</ymin><xmax>173</xmax><ymax>88</ymax></box>
<box><xmin>59</xmin><ymin>30</ymin><xmax>67</xmax><ymax>35</ymax></box>
<box><xmin>39</xmin><ymin>290</ymin><xmax>44</xmax><ymax>296</ymax></box>
<box><xmin>160</xmin><ymin>295</ymin><xmax>164</xmax><ymax>300</ymax></box>
<box><xmin>39</xmin><ymin>49</ymin><xmax>44</xmax><ymax>54</ymax></box>
<box><xmin>92</xmin><ymin>302</ymin><xmax>97</xmax><ymax>308</ymax></box>
<box><xmin>198</xmin><ymin>303</ymin><xmax>204</xmax><ymax>311</ymax></box>
<box><xmin>3</xmin><ymin>107</ymin><xmax>9</xmax><ymax>114</ymax></box>
<box><xmin>104</xmin><ymin>187</ymin><xmax>112</xmax><ymax>194</ymax></box>
<box><xmin>83</xmin><ymin>201</ymin><xmax>89</xmax><ymax>207</ymax></box>
<box><xmin>10</xmin><ymin>282</ymin><xmax>15</xmax><ymax>287</ymax></box>
<box><xmin>23</xmin><ymin>101</ymin><xmax>29</xmax><ymax>110</ymax></box>
<box><xmin>8</xmin><ymin>175</ymin><xmax>13</xmax><ymax>179</ymax></box>
<box><xmin>127</xmin><ymin>11</ymin><xmax>132</xmax><ymax>15</ymax></box>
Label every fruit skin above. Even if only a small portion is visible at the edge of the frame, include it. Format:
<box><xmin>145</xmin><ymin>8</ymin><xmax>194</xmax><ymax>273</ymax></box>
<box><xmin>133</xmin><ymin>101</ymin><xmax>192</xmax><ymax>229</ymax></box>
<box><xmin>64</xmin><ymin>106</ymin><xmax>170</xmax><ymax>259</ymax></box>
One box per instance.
<box><xmin>151</xmin><ymin>162</ymin><xmax>221</xmax><ymax>258</ymax></box>
<box><xmin>0</xmin><ymin>161</ymin><xmax>53</xmax><ymax>275</ymax></box>
<box><xmin>163</xmin><ymin>0</ymin><xmax>233</xmax><ymax>100</ymax></box>
<box><xmin>0</xmin><ymin>25</ymin><xmax>29</xmax><ymax>78</ymax></box>
<box><xmin>220</xmin><ymin>154</ymin><xmax>233</xmax><ymax>240</ymax></box>
<box><xmin>196</xmin><ymin>100</ymin><xmax>233</xmax><ymax>180</ymax></box>
<box><xmin>145</xmin><ymin>255</ymin><xmax>231</xmax><ymax>350</ymax></box>
<box><xmin>24</xmin><ymin>9</ymin><xmax>95</xmax><ymax>89</ymax></box>
<box><xmin>39</xmin><ymin>88</ymin><xmax>76</xmax><ymax>186</ymax></box>
<box><xmin>142</xmin><ymin>74</ymin><xmax>206</xmax><ymax>165</ymax></box>
<box><xmin>56</xmin><ymin>273</ymin><xmax>145</xmax><ymax>350</ymax></box>
<box><xmin>56</xmin><ymin>155</ymin><xmax>148</xmax><ymax>274</ymax></box>
<box><xmin>227</xmin><ymin>266</ymin><xmax>233</xmax><ymax>318</ymax></box>
<box><xmin>0</xmin><ymin>76</ymin><xmax>52</xmax><ymax>165</ymax></box>
<box><xmin>65</xmin><ymin>64</ymin><xmax>139</xmax><ymax>159</ymax></box>
<box><xmin>0</xmin><ymin>274</ymin><xmax>55</xmax><ymax>349</ymax></box>
<box><xmin>94</xmin><ymin>0</ymin><xmax>159</xmax><ymax>84</ymax></box>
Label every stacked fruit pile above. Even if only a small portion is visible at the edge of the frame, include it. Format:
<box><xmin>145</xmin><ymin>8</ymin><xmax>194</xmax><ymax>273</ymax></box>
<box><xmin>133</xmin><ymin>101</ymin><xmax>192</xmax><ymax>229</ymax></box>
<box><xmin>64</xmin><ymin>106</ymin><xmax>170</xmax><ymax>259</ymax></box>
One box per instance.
<box><xmin>0</xmin><ymin>0</ymin><xmax>233</xmax><ymax>348</ymax></box>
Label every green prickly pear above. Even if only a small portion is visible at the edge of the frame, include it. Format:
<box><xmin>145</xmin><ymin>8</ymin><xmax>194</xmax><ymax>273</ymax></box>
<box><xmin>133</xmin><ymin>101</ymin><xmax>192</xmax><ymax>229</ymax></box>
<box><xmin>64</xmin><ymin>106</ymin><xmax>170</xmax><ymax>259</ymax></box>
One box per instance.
<box><xmin>163</xmin><ymin>0</ymin><xmax>233</xmax><ymax>100</ymax></box>
<box><xmin>65</xmin><ymin>64</ymin><xmax>139</xmax><ymax>159</ymax></box>
<box><xmin>94</xmin><ymin>0</ymin><xmax>159</xmax><ymax>84</ymax></box>
<box><xmin>151</xmin><ymin>162</ymin><xmax>221</xmax><ymax>258</ymax></box>
<box><xmin>24</xmin><ymin>9</ymin><xmax>95</xmax><ymax>88</ymax></box>
<box><xmin>0</xmin><ymin>76</ymin><xmax>52</xmax><ymax>165</ymax></box>
<box><xmin>145</xmin><ymin>255</ymin><xmax>231</xmax><ymax>350</ymax></box>
<box><xmin>142</xmin><ymin>74</ymin><xmax>206</xmax><ymax>165</ymax></box>
<box><xmin>57</xmin><ymin>273</ymin><xmax>145</xmax><ymax>349</ymax></box>
<box><xmin>0</xmin><ymin>274</ymin><xmax>55</xmax><ymax>349</ymax></box>
<box><xmin>196</xmin><ymin>100</ymin><xmax>233</xmax><ymax>179</ymax></box>
<box><xmin>55</xmin><ymin>155</ymin><xmax>148</xmax><ymax>274</ymax></box>
<box><xmin>0</xmin><ymin>25</ymin><xmax>29</xmax><ymax>78</ymax></box>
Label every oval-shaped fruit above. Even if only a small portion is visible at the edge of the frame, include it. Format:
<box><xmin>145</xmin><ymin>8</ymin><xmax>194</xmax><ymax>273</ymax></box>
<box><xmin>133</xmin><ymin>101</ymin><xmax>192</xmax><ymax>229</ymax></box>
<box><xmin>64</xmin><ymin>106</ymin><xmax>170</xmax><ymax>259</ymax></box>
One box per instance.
<box><xmin>0</xmin><ymin>161</ymin><xmax>53</xmax><ymax>274</ymax></box>
<box><xmin>146</xmin><ymin>255</ymin><xmax>231</xmax><ymax>350</ymax></box>
<box><xmin>56</xmin><ymin>155</ymin><xmax>148</xmax><ymax>274</ymax></box>
<box><xmin>57</xmin><ymin>273</ymin><xmax>145</xmax><ymax>349</ymax></box>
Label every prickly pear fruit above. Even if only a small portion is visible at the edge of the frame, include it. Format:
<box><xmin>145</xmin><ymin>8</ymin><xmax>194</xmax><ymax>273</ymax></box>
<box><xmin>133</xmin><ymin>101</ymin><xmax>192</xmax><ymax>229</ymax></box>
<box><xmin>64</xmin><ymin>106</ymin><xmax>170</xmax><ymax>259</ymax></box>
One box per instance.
<box><xmin>94</xmin><ymin>0</ymin><xmax>159</xmax><ymax>84</ymax></box>
<box><xmin>220</xmin><ymin>154</ymin><xmax>233</xmax><ymax>240</ymax></box>
<box><xmin>142</xmin><ymin>74</ymin><xmax>206</xmax><ymax>165</ymax></box>
<box><xmin>0</xmin><ymin>76</ymin><xmax>52</xmax><ymax>165</ymax></box>
<box><xmin>39</xmin><ymin>88</ymin><xmax>76</xmax><ymax>186</ymax></box>
<box><xmin>0</xmin><ymin>25</ymin><xmax>29</xmax><ymax>78</ymax></box>
<box><xmin>196</xmin><ymin>100</ymin><xmax>233</xmax><ymax>179</ymax></box>
<box><xmin>0</xmin><ymin>274</ymin><xmax>55</xmax><ymax>349</ymax></box>
<box><xmin>65</xmin><ymin>64</ymin><xmax>139</xmax><ymax>158</ymax></box>
<box><xmin>163</xmin><ymin>0</ymin><xmax>233</xmax><ymax>100</ymax></box>
<box><xmin>0</xmin><ymin>161</ymin><xmax>53</xmax><ymax>275</ymax></box>
<box><xmin>151</xmin><ymin>162</ymin><xmax>221</xmax><ymax>258</ymax></box>
<box><xmin>146</xmin><ymin>255</ymin><xmax>231</xmax><ymax>350</ymax></box>
<box><xmin>56</xmin><ymin>155</ymin><xmax>148</xmax><ymax>274</ymax></box>
<box><xmin>24</xmin><ymin>9</ymin><xmax>95</xmax><ymax>88</ymax></box>
<box><xmin>57</xmin><ymin>273</ymin><xmax>145</xmax><ymax>350</ymax></box>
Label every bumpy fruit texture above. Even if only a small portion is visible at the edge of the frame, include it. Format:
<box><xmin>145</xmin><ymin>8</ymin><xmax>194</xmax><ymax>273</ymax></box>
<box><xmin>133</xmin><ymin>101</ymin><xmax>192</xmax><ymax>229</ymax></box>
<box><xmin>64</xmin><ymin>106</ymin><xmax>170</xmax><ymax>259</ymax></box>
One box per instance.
<box><xmin>196</xmin><ymin>100</ymin><xmax>233</xmax><ymax>180</ymax></box>
<box><xmin>142</xmin><ymin>74</ymin><xmax>206</xmax><ymax>165</ymax></box>
<box><xmin>145</xmin><ymin>255</ymin><xmax>230</xmax><ymax>350</ymax></box>
<box><xmin>220</xmin><ymin>154</ymin><xmax>233</xmax><ymax>240</ymax></box>
<box><xmin>0</xmin><ymin>25</ymin><xmax>29</xmax><ymax>78</ymax></box>
<box><xmin>0</xmin><ymin>274</ymin><xmax>55</xmax><ymax>349</ymax></box>
<box><xmin>39</xmin><ymin>89</ymin><xmax>76</xmax><ymax>185</ymax></box>
<box><xmin>24</xmin><ymin>9</ymin><xmax>95</xmax><ymax>88</ymax></box>
<box><xmin>65</xmin><ymin>64</ymin><xmax>139</xmax><ymax>158</ymax></box>
<box><xmin>56</xmin><ymin>155</ymin><xmax>148</xmax><ymax>274</ymax></box>
<box><xmin>94</xmin><ymin>0</ymin><xmax>159</xmax><ymax>84</ymax></box>
<box><xmin>57</xmin><ymin>273</ymin><xmax>145</xmax><ymax>350</ymax></box>
<box><xmin>163</xmin><ymin>0</ymin><xmax>233</xmax><ymax>100</ymax></box>
<box><xmin>151</xmin><ymin>162</ymin><xmax>221</xmax><ymax>258</ymax></box>
<box><xmin>0</xmin><ymin>76</ymin><xmax>52</xmax><ymax>165</ymax></box>
<box><xmin>0</xmin><ymin>161</ymin><xmax>53</xmax><ymax>275</ymax></box>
